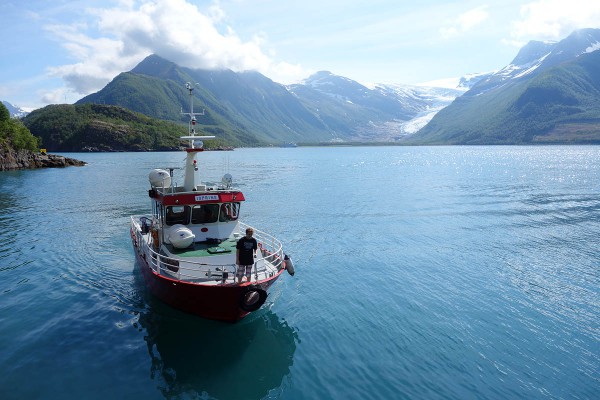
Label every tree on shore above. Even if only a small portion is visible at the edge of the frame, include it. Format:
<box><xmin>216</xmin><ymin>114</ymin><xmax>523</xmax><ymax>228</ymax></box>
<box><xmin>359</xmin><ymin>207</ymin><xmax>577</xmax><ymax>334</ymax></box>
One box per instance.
<box><xmin>0</xmin><ymin>103</ymin><xmax>39</xmax><ymax>152</ymax></box>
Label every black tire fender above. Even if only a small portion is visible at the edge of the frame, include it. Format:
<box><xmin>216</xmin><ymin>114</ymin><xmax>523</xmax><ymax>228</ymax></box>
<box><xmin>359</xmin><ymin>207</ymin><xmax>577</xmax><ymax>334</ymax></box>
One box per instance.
<box><xmin>239</xmin><ymin>286</ymin><xmax>268</xmax><ymax>312</ymax></box>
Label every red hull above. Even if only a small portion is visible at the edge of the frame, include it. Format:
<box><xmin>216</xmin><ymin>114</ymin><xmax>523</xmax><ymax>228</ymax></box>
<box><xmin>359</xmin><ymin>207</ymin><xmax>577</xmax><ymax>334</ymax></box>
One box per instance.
<box><xmin>133</xmin><ymin>242</ymin><xmax>283</xmax><ymax>322</ymax></box>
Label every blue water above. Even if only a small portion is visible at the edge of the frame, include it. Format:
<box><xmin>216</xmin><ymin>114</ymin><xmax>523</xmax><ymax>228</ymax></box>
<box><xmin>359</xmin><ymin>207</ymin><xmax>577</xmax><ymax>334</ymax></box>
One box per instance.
<box><xmin>1</xmin><ymin>146</ymin><xmax>598</xmax><ymax>400</ymax></box>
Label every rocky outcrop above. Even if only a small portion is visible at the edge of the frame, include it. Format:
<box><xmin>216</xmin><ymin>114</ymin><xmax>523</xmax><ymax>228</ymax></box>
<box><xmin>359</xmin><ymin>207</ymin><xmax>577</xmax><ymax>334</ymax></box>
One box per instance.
<box><xmin>0</xmin><ymin>144</ymin><xmax>86</xmax><ymax>171</ymax></box>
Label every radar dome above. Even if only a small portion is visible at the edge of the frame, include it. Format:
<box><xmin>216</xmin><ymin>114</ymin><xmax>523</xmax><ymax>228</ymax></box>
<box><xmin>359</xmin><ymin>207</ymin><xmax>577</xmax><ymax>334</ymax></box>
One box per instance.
<box><xmin>222</xmin><ymin>173</ymin><xmax>233</xmax><ymax>187</ymax></box>
<box><xmin>149</xmin><ymin>169</ymin><xmax>171</xmax><ymax>188</ymax></box>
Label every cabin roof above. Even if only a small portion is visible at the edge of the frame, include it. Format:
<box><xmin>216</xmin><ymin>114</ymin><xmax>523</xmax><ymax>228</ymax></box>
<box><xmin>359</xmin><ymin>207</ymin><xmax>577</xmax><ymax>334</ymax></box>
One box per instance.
<box><xmin>152</xmin><ymin>190</ymin><xmax>245</xmax><ymax>206</ymax></box>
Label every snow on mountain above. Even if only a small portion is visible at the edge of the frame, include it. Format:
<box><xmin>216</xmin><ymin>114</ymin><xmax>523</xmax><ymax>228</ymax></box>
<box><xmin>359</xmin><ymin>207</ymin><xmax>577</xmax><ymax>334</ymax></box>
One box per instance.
<box><xmin>1</xmin><ymin>101</ymin><xmax>29</xmax><ymax>118</ymax></box>
<box><xmin>215</xmin><ymin>30</ymin><xmax>600</xmax><ymax>141</ymax></box>
<box><xmin>584</xmin><ymin>41</ymin><xmax>600</xmax><ymax>53</ymax></box>
<box><xmin>370</xmin><ymin>83</ymin><xmax>467</xmax><ymax>135</ymax></box>
<box><xmin>288</xmin><ymin>70</ymin><xmax>474</xmax><ymax>140</ymax></box>
<box><xmin>500</xmin><ymin>51</ymin><xmax>552</xmax><ymax>80</ymax></box>
<box><xmin>457</xmin><ymin>71</ymin><xmax>496</xmax><ymax>89</ymax></box>
<box><xmin>418</xmin><ymin>71</ymin><xmax>493</xmax><ymax>91</ymax></box>
<box><xmin>468</xmin><ymin>28</ymin><xmax>600</xmax><ymax>97</ymax></box>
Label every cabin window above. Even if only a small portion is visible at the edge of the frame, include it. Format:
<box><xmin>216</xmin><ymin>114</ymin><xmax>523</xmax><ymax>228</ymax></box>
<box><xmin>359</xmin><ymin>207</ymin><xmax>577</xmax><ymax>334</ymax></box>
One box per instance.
<box><xmin>219</xmin><ymin>202</ymin><xmax>240</xmax><ymax>222</ymax></box>
<box><xmin>191</xmin><ymin>204</ymin><xmax>219</xmax><ymax>224</ymax></box>
<box><xmin>165</xmin><ymin>205</ymin><xmax>190</xmax><ymax>226</ymax></box>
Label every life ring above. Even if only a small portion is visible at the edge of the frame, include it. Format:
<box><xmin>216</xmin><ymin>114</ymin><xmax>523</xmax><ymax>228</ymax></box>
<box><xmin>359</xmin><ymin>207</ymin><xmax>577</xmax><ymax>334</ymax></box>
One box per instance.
<box><xmin>239</xmin><ymin>286</ymin><xmax>268</xmax><ymax>312</ymax></box>
<box><xmin>222</xmin><ymin>203</ymin><xmax>238</xmax><ymax>221</ymax></box>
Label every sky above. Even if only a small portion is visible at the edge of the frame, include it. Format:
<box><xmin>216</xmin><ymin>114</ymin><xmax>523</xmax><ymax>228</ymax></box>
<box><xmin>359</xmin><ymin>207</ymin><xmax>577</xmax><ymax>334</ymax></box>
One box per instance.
<box><xmin>2</xmin><ymin>0</ymin><xmax>600</xmax><ymax>111</ymax></box>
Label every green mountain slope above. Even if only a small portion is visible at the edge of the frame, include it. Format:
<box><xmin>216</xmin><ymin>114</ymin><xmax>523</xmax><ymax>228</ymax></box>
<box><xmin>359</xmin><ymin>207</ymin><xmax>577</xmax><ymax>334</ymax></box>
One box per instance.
<box><xmin>21</xmin><ymin>103</ymin><xmax>227</xmax><ymax>152</ymax></box>
<box><xmin>76</xmin><ymin>71</ymin><xmax>255</xmax><ymax>146</ymax></box>
<box><xmin>77</xmin><ymin>55</ymin><xmax>332</xmax><ymax>145</ymax></box>
<box><xmin>413</xmin><ymin>48</ymin><xmax>600</xmax><ymax>144</ymax></box>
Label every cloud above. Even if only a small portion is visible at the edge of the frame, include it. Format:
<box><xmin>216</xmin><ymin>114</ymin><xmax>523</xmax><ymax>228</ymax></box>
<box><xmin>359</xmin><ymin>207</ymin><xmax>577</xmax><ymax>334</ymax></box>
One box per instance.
<box><xmin>41</xmin><ymin>87</ymin><xmax>71</xmax><ymax>105</ymax></box>
<box><xmin>509</xmin><ymin>0</ymin><xmax>600</xmax><ymax>43</ymax></box>
<box><xmin>440</xmin><ymin>6</ymin><xmax>489</xmax><ymax>39</ymax></box>
<box><xmin>43</xmin><ymin>0</ymin><xmax>305</xmax><ymax>97</ymax></box>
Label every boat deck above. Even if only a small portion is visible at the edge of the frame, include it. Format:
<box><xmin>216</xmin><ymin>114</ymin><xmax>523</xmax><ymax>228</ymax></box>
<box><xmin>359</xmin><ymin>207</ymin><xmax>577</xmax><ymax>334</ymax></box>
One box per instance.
<box><xmin>130</xmin><ymin>216</ymin><xmax>286</xmax><ymax>285</ymax></box>
<box><xmin>166</xmin><ymin>238</ymin><xmax>237</xmax><ymax>257</ymax></box>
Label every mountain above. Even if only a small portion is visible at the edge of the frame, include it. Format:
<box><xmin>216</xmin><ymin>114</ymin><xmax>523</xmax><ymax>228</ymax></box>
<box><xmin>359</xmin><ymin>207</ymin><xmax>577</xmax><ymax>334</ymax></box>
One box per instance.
<box><xmin>288</xmin><ymin>71</ymin><xmax>466</xmax><ymax>141</ymax></box>
<box><xmin>2</xmin><ymin>101</ymin><xmax>29</xmax><ymax>118</ymax></box>
<box><xmin>11</xmin><ymin>29</ymin><xmax>600</xmax><ymax>146</ymax></box>
<box><xmin>369</xmin><ymin>83</ymin><xmax>467</xmax><ymax>138</ymax></box>
<box><xmin>78</xmin><ymin>55</ymin><xmax>331</xmax><ymax>146</ymax></box>
<box><xmin>77</xmin><ymin>55</ymin><xmax>467</xmax><ymax>144</ymax></box>
<box><xmin>414</xmin><ymin>28</ymin><xmax>600</xmax><ymax>144</ymax></box>
<box><xmin>457</xmin><ymin>71</ymin><xmax>496</xmax><ymax>90</ymax></box>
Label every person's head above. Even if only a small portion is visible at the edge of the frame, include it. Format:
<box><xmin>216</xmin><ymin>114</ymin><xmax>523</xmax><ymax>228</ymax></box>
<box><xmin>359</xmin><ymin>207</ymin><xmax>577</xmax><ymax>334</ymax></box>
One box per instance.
<box><xmin>245</xmin><ymin>228</ymin><xmax>254</xmax><ymax>238</ymax></box>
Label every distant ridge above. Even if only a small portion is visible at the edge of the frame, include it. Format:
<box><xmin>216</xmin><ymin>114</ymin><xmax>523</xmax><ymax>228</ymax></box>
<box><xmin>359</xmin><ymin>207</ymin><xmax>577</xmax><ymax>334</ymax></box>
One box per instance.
<box><xmin>60</xmin><ymin>28</ymin><xmax>600</xmax><ymax>145</ymax></box>
<box><xmin>76</xmin><ymin>55</ymin><xmax>469</xmax><ymax>144</ymax></box>
<box><xmin>78</xmin><ymin>54</ymin><xmax>330</xmax><ymax>146</ymax></box>
<box><xmin>413</xmin><ymin>28</ymin><xmax>600</xmax><ymax>144</ymax></box>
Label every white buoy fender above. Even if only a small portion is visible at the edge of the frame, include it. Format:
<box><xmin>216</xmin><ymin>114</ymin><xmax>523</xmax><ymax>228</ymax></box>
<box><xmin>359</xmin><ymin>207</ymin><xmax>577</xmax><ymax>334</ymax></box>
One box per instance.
<box><xmin>284</xmin><ymin>254</ymin><xmax>295</xmax><ymax>276</ymax></box>
<box><xmin>167</xmin><ymin>224</ymin><xmax>195</xmax><ymax>249</ymax></box>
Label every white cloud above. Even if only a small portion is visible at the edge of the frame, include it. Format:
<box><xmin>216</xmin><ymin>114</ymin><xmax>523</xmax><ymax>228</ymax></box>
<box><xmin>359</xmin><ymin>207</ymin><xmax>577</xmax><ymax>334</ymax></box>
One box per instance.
<box><xmin>42</xmin><ymin>0</ymin><xmax>306</xmax><ymax>98</ymax></box>
<box><xmin>440</xmin><ymin>6</ymin><xmax>489</xmax><ymax>39</ymax></box>
<box><xmin>510</xmin><ymin>0</ymin><xmax>600</xmax><ymax>42</ymax></box>
<box><xmin>41</xmin><ymin>87</ymin><xmax>71</xmax><ymax>105</ymax></box>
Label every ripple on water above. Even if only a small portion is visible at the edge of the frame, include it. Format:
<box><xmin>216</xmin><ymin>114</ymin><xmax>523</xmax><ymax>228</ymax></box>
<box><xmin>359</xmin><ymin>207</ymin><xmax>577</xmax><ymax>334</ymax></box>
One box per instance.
<box><xmin>1</xmin><ymin>147</ymin><xmax>599</xmax><ymax>399</ymax></box>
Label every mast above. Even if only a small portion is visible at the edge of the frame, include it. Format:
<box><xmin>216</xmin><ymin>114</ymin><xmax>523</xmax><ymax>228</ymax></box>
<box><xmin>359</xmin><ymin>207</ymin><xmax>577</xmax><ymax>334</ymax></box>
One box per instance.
<box><xmin>180</xmin><ymin>82</ymin><xmax>215</xmax><ymax>191</ymax></box>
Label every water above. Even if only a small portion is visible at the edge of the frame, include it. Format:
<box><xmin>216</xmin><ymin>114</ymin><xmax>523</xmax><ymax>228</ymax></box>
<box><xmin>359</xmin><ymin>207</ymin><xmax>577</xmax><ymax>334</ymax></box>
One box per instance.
<box><xmin>0</xmin><ymin>146</ymin><xmax>598</xmax><ymax>400</ymax></box>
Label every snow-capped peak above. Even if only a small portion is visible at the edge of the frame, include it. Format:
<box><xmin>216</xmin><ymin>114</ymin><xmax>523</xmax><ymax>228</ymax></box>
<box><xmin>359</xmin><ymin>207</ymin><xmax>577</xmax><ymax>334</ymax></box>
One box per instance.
<box><xmin>2</xmin><ymin>101</ymin><xmax>29</xmax><ymax>118</ymax></box>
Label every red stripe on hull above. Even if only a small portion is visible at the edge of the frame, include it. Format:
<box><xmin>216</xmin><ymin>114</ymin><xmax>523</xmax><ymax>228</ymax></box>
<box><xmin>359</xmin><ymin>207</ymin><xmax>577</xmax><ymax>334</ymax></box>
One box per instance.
<box><xmin>133</xmin><ymin>242</ymin><xmax>283</xmax><ymax>322</ymax></box>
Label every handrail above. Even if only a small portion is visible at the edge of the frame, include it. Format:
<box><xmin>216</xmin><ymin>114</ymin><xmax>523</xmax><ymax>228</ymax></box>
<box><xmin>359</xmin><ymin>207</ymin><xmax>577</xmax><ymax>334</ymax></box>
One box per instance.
<box><xmin>131</xmin><ymin>216</ymin><xmax>285</xmax><ymax>284</ymax></box>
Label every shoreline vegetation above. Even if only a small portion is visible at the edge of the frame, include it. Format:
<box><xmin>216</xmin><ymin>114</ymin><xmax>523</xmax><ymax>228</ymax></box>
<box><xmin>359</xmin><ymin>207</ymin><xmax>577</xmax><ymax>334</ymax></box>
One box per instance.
<box><xmin>3</xmin><ymin>98</ymin><xmax>598</xmax><ymax>171</ymax></box>
<box><xmin>1</xmin><ymin>102</ymin><xmax>86</xmax><ymax>171</ymax></box>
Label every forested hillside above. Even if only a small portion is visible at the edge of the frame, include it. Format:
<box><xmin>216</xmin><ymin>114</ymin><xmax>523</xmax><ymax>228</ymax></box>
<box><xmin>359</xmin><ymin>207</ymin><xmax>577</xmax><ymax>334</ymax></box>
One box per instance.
<box><xmin>0</xmin><ymin>102</ymin><xmax>39</xmax><ymax>152</ymax></box>
<box><xmin>22</xmin><ymin>103</ymin><xmax>228</xmax><ymax>152</ymax></box>
<box><xmin>0</xmin><ymin>102</ymin><xmax>85</xmax><ymax>170</ymax></box>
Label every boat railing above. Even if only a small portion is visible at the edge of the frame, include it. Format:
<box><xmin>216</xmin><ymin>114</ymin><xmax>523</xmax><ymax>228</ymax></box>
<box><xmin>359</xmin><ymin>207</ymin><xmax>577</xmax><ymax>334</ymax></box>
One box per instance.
<box><xmin>239</xmin><ymin>221</ymin><xmax>286</xmax><ymax>278</ymax></box>
<box><xmin>130</xmin><ymin>216</ymin><xmax>285</xmax><ymax>284</ymax></box>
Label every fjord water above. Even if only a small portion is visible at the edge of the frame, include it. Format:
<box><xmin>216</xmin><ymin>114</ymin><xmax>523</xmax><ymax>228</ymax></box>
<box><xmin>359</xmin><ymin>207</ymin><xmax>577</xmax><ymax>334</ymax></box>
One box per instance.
<box><xmin>0</xmin><ymin>146</ymin><xmax>598</xmax><ymax>400</ymax></box>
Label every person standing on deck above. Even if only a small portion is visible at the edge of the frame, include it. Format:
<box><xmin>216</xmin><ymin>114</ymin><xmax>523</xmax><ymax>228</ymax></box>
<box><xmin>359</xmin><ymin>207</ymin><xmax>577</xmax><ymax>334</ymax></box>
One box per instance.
<box><xmin>236</xmin><ymin>228</ymin><xmax>257</xmax><ymax>283</ymax></box>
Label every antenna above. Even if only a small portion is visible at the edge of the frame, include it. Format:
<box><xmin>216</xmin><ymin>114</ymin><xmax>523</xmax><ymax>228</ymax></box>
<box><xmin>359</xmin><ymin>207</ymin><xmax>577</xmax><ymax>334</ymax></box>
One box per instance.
<box><xmin>182</xmin><ymin>82</ymin><xmax>205</xmax><ymax>136</ymax></box>
<box><xmin>179</xmin><ymin>83</ymin><xmax>215</xmax><ymax>191</ymax></box>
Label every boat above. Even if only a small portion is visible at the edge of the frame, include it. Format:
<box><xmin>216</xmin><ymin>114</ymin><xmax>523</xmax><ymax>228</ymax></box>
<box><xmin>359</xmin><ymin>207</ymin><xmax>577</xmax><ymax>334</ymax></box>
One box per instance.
<box><xmin>130</xmin><ymin>82</ymin><xmax>295</xmax><ymax>322</ymax></box>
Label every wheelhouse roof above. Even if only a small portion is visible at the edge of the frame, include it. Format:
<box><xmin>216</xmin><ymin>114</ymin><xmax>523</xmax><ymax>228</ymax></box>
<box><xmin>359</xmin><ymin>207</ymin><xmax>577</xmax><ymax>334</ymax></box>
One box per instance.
<box><xmin>154</xmin><ymin>191</ymin><xmax>245</xmax><ymax>206</ymax></box>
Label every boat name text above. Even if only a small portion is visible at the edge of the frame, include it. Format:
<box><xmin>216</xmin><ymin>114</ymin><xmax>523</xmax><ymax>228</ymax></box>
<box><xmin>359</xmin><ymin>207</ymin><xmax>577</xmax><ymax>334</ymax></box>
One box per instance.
<box><xmin>195</xmin><ymin>195</ymin><xmax>220</xmax><ymax>202</ymax></box>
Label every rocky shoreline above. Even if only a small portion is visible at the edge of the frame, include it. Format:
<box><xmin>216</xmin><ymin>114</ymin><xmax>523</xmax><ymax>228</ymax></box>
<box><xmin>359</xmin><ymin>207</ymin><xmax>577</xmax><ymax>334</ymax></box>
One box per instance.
<box><xmin>0</xmin><ymin>146</ymin><xmax>86</xmax><ymax>171</ymax></box>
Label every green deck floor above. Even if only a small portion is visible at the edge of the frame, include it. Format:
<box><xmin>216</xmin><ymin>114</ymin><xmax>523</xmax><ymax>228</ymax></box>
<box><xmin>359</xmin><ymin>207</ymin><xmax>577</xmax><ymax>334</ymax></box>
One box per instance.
<box><xmin>167</xmin><ymin>238</ymin><xmax>238</xmax><ymax>257</ymax></box>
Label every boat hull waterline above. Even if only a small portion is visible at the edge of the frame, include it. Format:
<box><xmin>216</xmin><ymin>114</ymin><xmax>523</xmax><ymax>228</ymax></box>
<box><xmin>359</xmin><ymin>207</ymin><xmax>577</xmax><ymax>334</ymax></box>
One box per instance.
<box><xmin>133</xmin><ymin>243</ymin><xmax>283</xmax><ymax>321</ymax></box>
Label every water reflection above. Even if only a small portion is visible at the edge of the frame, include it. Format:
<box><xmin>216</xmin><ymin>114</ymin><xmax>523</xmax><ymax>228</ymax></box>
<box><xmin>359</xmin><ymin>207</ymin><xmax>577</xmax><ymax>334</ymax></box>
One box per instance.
<box><xmin>0</xmin><ymin>171</ymin><xmax>26</xmax><ymax>225</ymax></box>
<box><xmin>134</xmin><ymin>264</ymin><xmax>298</xmax><ymax>399</ymax></box>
